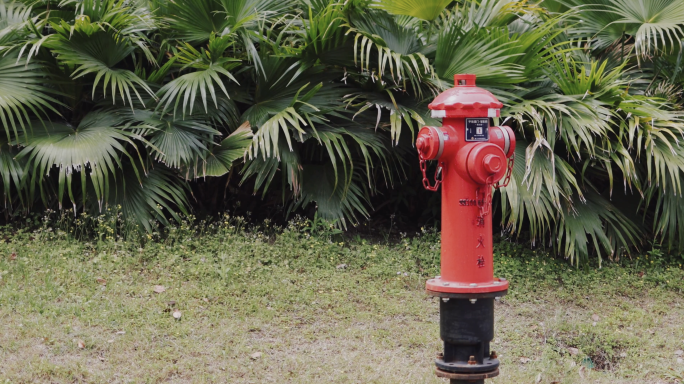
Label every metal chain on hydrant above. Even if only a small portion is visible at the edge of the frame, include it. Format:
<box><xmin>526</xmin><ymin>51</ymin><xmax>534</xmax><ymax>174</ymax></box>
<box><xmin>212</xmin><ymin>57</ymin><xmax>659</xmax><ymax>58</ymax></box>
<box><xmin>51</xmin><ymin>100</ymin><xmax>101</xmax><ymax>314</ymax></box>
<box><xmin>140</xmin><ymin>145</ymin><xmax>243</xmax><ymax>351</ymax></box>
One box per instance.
<box><xmin>420</xmin><ymin>157</ymin><xmax>444</xmax><ymax>192</ymax></box>
<box><xmin>421</xmin><ymin>154</ymin><xmax>513</xmax><ymax>212</ymax></box>
<box><xmin>495</xmin><ymin>155</ymin><xmax>515</xmax><ymax>189</ymax></box>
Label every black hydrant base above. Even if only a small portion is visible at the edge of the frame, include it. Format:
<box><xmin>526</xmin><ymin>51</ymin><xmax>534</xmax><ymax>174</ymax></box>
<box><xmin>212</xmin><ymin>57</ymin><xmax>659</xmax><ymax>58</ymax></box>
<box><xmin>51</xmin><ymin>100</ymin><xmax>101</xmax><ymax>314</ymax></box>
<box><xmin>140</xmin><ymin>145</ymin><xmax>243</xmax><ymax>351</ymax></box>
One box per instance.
<box><xmin>435</xmin><ymin>367</ymin><xmax>499</xmax><ymax>381</ymax></box>
<box><xmin>435</xmin><ymin>357</ymin><xmax>500</xmax><ymax>373</ymax></box>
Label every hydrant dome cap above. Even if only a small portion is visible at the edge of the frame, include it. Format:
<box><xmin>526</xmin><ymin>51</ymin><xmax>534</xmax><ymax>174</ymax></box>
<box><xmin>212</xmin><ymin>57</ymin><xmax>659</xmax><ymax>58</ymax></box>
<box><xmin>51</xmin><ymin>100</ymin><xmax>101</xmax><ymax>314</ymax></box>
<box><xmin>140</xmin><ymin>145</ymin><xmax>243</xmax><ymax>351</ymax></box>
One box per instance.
<box><xmin>428</xmin><ymin>74</ymin><xmax>503</xmax><ymax>117</ymax></box>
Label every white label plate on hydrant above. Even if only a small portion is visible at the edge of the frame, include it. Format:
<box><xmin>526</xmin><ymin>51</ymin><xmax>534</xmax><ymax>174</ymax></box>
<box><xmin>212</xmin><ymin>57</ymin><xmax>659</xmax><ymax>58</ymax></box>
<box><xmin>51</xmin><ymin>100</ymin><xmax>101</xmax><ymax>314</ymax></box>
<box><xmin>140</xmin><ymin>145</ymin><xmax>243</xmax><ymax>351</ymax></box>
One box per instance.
<box><xmin>465</xmin><ymin>118</ymin><xmax>489</xmax><ymax>142</ymax></box>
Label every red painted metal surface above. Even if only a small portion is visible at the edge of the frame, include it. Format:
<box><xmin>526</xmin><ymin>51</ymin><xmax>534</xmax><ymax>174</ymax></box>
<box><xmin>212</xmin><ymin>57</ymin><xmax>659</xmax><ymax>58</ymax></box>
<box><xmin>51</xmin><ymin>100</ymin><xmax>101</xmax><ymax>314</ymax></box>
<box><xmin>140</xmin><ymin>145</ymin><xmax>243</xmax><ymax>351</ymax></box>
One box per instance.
<box><xmin>417</xmin><ymin>74</ymin><xmax>516</xmax><ymax>295</ymax></box>
<box><xmin>428</xmin><ymin>74</ymin><xmax>503</xmax><ymax>118</ymax></box>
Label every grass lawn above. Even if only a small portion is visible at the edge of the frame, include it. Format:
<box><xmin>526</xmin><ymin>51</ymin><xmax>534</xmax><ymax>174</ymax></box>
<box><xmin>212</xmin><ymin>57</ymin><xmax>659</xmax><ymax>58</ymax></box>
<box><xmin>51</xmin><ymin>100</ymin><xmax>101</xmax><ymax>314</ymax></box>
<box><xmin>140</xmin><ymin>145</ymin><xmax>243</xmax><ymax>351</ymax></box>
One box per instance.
<box><xmin>1</xmin><ymin>218</ymin><xmax>684</xmax><ymax>383</ymax></box>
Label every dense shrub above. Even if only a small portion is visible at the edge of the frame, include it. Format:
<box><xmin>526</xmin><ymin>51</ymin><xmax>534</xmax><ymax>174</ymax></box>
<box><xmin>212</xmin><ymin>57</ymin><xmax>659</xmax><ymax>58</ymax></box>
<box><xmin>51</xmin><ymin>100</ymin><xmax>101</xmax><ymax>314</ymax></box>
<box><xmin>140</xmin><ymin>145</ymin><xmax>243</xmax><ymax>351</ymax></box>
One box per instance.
<box><xmin>1</xmin><ymin>0</ymin><xmax>684</xmax><ymax>264</ymax></box>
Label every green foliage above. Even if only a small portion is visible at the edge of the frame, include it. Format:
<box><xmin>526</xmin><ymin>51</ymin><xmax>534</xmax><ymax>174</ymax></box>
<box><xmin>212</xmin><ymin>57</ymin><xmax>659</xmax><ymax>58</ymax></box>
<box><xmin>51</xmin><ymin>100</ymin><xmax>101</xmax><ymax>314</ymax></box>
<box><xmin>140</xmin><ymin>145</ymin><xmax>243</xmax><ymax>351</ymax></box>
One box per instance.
<box><xmin>371</xmin><ymin>0</ymin><xmax>453</xmax><ymax>21</ymax></box>
<box><xmin>156</xmin><ymin>34</ymin><xmax>240</xmax><ymax>117</ymax></box>
<box><xmin>0</xmin><ymin>53</ymin><xmax>61</xmax><ymax>140</ymax></box>
<box><xmin>16</xmin><ymin>112</ymin><xmax>143</xmax><ymax>209</ymax></box>
<box><xmin>2</xmin><ymin>0</ymin><xmax>684</xmax><ymax>265</ymax></box>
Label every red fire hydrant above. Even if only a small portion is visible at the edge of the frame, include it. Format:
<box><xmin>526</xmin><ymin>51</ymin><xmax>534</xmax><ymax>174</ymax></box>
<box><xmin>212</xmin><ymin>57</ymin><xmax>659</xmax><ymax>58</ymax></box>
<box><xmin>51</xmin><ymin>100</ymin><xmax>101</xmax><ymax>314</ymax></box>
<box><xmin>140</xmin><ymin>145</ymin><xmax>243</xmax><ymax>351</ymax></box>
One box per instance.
<box><xmin>416</xmin><ymin>74</ymin><xmax>515</xmax><ymax>384</ymax></box>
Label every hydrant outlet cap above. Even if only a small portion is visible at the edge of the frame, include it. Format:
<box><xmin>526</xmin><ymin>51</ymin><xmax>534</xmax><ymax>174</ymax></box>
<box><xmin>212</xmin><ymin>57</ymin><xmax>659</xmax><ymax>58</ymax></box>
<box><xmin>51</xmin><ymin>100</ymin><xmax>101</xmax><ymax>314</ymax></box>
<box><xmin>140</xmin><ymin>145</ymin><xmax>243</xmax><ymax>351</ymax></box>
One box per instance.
<box><xmin>467</xmin><ymin>144</ymin><xmax>507</xmax><ymax>185</ymax></box>
<box><xmin>416</xmin><ymin>126</ymin><xmax>443</xmax><ymax>160</ymax></box>
<box><xmin>483</xmin><ymin>154</ymin><xmax>502</xmax><ymax>174</ymax></box>
<box><xmin>416</xmin><ymin>137</ymin><xmax>427</xmax><ymax>152</ymax></box>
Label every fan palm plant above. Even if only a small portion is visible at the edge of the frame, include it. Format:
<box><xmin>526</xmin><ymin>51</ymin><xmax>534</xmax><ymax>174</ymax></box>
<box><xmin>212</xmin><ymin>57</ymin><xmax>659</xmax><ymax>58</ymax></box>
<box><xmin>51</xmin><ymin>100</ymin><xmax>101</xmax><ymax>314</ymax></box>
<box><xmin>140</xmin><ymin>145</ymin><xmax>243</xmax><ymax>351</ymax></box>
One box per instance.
<box><xmin>1</xmin><ymin>0</ymin><xmax>684</xmax><ymax>264</ymax></box>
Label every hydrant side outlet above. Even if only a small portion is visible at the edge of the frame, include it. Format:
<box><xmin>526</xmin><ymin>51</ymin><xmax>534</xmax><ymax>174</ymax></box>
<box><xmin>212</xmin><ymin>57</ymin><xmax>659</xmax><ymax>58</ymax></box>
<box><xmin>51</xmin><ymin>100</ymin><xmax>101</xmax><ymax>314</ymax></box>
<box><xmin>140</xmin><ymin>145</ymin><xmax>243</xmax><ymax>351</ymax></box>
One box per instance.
<box><xmin>417</xmin><ymin>74</ymin><xmax>515</xmax><ymax>380</ymax></box>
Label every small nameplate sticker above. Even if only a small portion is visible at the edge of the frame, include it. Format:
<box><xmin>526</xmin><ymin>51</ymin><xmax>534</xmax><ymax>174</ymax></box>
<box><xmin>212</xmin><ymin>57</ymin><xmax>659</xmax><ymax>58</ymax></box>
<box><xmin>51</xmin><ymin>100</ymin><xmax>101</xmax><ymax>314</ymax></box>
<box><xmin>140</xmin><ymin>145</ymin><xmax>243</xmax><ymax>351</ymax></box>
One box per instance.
<box><xmin>465</xmin><ymin>118</ymin><xmax>489</xmax><ymax>141</ymax></box>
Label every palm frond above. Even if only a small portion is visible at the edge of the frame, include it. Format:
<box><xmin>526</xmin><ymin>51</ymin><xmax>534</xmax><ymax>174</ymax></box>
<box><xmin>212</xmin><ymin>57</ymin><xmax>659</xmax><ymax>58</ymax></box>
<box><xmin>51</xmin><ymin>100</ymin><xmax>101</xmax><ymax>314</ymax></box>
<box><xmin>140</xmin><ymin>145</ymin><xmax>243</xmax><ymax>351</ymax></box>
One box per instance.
<box><xmin>163</xmin><ymin>0</ymin><xmax>288</xmax><ymax>74</ymax></box>
<box><xmin>0</xmin><ymin>53</ymin><xmax>61</xmax><ymax>140</ymax></box>
<box><xmin>125</xmin><ymin>109</ymin><xmax>219</xmax><ymax>170</ymax></box>
<box><xmin>504</xmin><ymin>91</ymin><xmax>612</xmax><ymax>157</ymax></box>
<box><xmin>454</xmin><ymin>0</ymin><xmax>537</xmax><ymax>29</ymax></box>
<box><xmin>563</xmin><ymin>0</ymin><xmax>684</xmax><ymax>58</ymax></box>
<box><xmin>344</xmin><ymin>91</ymin><xmax>426</xmax><ymax>145</ymax></box>
<box><xmin>289</xmin><ymin>163</ymin><xmax>370</xmax><ymax>228</ymax></box>
<box><xmin>370</xmin><ymin>0</ymin><xmax>453</xmax><ymax>21</ymax></box>
<box><xmin>72</xmin><ymin>0</ymin><xmax>157</xmax><ymax>37</ymax></box>
<box><xmin>249</xmin><ymin>106</ymin><xmax>308</xmax><ymax>159</ymax></box>
<box><xmin>298</xmin><ymin>1</ymin><xmax>349</xmax><ymax>67</ymax></box>
<box><xmin>164</xmin><ymin>0</ymin><xmax>289</xmax><ymax>42</ymax></box>
<box><xmin>16</xmin><ymin>111</ymin><xmax>143</xmax><ymax>210</ymax></box>
<box><xmin>348</xmin><ymin>9</ymin><xmax>434</xmax><ymax>94</ymax></box>
<box><xmin>0</xmin><ymin>0</ymin><xmax>34</xmax><ymax>46</ymax></box>
<box><xmin>242</xmin><ymin>138</ymin><xmax>300</xmax><ymax>196</ymax></box>
<box><xmin>547</xmin><ymin>58</ymin><xmax>627</xmax><ymax>100</ymax></box>
<box><xmin>109</xmin><ymin>163</ymin><xmax>189</xmax><ymax>232</ymax></box>
<box><xmin>609</xmin><ymin>0</ymin><xmax>684</xmax><ymax>57</ymax></box>
<box><xmin>651</xmin><ymin>188</ymin><xmax>684</xmax><ymax>252</ymax></box>
<box><xmin>562</xmin><ymin>0</ymin><xmax>627</xmax><ymax>52</ymax></box>
<box><xmin>500</xmin><ymin>141</ymin><xmax>558</xmax><ymax>243</ymax></box>
<box><xmin>243</xmin><ymin>55</ymin><xmax>350</xmax><ymax>157</ymax></box>
<box><xmin>619</xmin><ymin>96</ymin><xmax>684</xmax><ymax>196</ymax></box>
<box><xmin>156</xmin><ymin>34</ymin><xmax>240</xmax><ymax>117</ymax></box>
<box><xmin>434</xmin><ymin>24</ymin><xmax>525</xmax><ymax>86</ymax></box>
<box><xmin>46</xmin><ymin>26</ymin><xmax>155</xmax><ymax>106</ymax></box>
<box><xmin>0</xmin><ymin>136</ymin><xmax>26</xmax><ymax>209</ymax></box>
<box><xmin>196</xmin><ymin>121</ymin><xmax>252</xmax><ymax>178</ymax></box>
<box><xmin>555</xmin><ymin>190</ymin><xmax>641</xmax><ymax>266</ymax></box>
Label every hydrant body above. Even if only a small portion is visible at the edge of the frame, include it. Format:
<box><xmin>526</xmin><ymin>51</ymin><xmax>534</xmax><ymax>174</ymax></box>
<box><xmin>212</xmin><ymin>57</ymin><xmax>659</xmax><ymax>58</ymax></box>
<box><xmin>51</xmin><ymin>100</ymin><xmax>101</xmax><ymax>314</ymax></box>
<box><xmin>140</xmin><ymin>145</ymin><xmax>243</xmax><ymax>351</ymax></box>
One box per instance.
<box><xmin>416</xmin><ymin>74</ymin><xmax>515</xmax><ymax>382</ymax></box>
